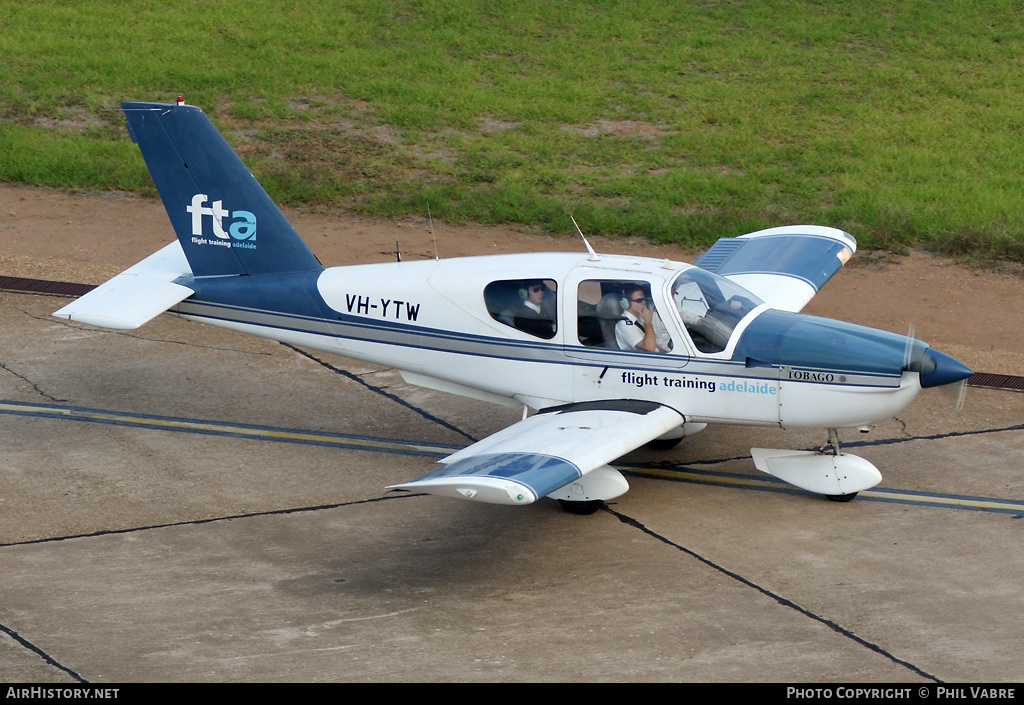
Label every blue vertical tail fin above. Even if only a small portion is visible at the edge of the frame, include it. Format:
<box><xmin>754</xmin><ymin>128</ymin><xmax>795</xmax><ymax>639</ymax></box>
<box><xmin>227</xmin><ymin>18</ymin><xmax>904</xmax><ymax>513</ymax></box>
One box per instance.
<box><xmin>122</xmin><ymin>101</ymin><xmax>323</xmax><ymax>277</ymax></box>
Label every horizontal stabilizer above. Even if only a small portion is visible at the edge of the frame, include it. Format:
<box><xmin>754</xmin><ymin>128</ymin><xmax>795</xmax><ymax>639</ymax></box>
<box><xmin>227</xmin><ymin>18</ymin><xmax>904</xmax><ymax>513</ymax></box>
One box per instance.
<box><xmin>695</xmin><ymin>226</ymin><xmax>855</xmax><ymax>312</ymax></box>
<box><xmin>389</xmin><ymin>400</ymin><xmax>684</xmax><ymax>505</ymax></box>
<box><xmin>52</xmin><ymin>241</ymin><xmax>194</xmax><ymax>330</ymax></box>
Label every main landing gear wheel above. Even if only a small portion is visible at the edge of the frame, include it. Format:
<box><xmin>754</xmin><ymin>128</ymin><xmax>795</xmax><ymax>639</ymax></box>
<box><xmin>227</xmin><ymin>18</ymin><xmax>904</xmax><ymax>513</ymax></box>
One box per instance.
<box><xmin>646</xmin><ymin>436</ymin><xmax>683</xmax><ymax>451</ymax></box>
<box><xmin>558</xmin><ymin>499</ymin><xmax>605</xmax><ymax>515</ymax></box>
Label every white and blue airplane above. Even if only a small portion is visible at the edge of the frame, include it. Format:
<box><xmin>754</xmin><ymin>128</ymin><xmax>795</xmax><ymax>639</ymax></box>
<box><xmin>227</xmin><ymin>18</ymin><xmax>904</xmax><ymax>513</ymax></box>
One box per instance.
<box><xmin>54</xmin><ymin>100</ymin><xmax>973</xmax><ymax>514</ymax></box>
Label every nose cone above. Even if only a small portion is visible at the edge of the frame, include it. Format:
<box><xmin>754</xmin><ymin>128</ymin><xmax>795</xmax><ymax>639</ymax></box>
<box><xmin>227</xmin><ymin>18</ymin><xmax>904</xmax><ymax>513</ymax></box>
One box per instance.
<box><xmin>918</xmin><ymin>348</ymin><xmax>973</xmax><ymax>388</ymax></box>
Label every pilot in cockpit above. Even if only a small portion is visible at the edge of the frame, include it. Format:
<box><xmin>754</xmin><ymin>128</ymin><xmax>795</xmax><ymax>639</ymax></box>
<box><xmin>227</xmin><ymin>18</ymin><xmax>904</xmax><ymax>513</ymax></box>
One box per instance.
<box><xmin>615</xmin><ymin>286</ymin><xmax>662</xmax><ymax>353</ymax></box>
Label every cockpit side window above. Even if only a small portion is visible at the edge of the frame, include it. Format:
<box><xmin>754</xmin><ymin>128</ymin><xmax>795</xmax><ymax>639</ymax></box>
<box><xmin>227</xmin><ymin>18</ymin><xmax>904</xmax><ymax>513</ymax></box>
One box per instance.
<box><xmin>576</xmin><ymin>279</ymin><xmax>673</xmax><ymax>353</ymax></box>
<box><xmin>670</xmin><ymin>269</ymin><xmax>762</xmax><ymax>353</ymax></box>
<box><xmin>483</xmin><ymin>279</ymin><xmax>557</xmax><ymax>339</ymax></box>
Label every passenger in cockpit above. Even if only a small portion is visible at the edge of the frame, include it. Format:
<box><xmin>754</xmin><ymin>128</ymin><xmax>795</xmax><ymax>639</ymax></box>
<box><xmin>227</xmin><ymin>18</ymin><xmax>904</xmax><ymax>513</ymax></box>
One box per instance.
<box><xmin>512</xmin><ymin>280</ymin><xmax>556</xmax><ymax>339</ymax></box>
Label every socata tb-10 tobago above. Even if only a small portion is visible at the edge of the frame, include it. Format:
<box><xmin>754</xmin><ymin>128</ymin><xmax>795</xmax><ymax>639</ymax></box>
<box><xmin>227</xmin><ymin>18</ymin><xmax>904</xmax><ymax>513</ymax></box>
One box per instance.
<box><xmin>55</xmin><ymin>100</ymin><xmax>972</xmax><ymax>514</ymax></box>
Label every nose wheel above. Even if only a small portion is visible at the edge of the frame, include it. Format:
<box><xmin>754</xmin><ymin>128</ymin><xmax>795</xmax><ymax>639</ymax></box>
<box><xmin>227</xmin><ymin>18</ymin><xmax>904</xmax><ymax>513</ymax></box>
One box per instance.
<box><xmin>822</xmin><ymin>428</ymin><xmax>858</xmax><ymax>502</ymax></box>
<box><xmin>826</xmin><ymin>492</ymin><xmax>858</xmax><ymax>502</ymax></box>
<box><xmin>751</xmin><ymin>429</ymin><xmax>881</xmax><ymax>500</ymax></box>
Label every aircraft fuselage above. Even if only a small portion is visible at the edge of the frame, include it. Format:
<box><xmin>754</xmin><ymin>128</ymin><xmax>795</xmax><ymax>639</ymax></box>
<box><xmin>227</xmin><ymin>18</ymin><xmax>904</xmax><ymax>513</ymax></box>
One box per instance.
<box><xmin>171</xmin><ymin>251</ymin><xmax>928</xmax><ymax>431</ymax></box>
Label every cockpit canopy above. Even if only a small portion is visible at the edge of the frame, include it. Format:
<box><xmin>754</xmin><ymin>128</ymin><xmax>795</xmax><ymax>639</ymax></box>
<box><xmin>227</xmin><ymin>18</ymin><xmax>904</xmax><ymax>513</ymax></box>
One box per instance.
<box><xmin>462</xmin><ymin>255</ymin><xmax>766</xmax><ymax>358</ymax></box>
<box><xmin>670</xmin><ymin>267</ymin><xmax>763</xmax><ymax>353</ymax></box>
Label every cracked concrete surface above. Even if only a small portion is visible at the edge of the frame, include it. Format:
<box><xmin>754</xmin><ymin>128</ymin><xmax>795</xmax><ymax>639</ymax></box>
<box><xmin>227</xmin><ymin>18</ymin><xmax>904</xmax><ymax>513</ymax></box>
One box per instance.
<box><xmin>1</xmin><ymin>185</ymin><xmax>1023</xmax><ymax>683</ymax></box>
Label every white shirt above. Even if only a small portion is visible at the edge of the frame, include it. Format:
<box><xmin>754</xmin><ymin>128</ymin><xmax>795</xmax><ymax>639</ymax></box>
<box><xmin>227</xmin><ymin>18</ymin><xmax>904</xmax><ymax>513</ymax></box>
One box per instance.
<box><xmin>615</xmin><ymin>311</ymin><xmax>646</xmax><ymax>350</ymax></box>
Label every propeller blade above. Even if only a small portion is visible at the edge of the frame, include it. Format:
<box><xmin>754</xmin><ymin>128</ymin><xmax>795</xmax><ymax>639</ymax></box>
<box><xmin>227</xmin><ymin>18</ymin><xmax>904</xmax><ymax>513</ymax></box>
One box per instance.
<box><xmin>940</xmin><ymin>377</ymin><xmax>968</xmax><ymax>412</ymax></box>
<box><xmin>902</xmin><ymin>323</ymin><xmax>916</xmax><ymax>370</ymax></box>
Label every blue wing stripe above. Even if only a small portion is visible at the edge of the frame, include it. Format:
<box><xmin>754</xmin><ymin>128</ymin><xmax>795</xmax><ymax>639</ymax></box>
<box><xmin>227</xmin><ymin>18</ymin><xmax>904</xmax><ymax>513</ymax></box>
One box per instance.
<box><xmin>407</xmin><ymin>453</ymin><xmax>582</xmax><ymax>498</ymax></box>
<box><xmin>695</xmin><ymin>234</ymin><xmax>849</xmax><ymax>291</ymax></box>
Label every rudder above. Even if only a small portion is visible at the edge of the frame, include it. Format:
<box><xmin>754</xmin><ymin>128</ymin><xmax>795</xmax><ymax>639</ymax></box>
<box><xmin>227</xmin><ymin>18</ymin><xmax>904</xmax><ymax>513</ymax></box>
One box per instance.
<box><xmin>122</xmin><ymin>101</ymin><xmax>323</xmax><ymax>277</ymax></box>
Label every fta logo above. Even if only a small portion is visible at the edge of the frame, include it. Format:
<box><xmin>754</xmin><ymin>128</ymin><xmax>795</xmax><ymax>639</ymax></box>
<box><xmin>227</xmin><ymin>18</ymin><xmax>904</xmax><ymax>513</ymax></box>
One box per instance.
<box><xmin>186</xmin><ymin>194</ymin><xmax>257</xmax><ymax>249</ymax></box>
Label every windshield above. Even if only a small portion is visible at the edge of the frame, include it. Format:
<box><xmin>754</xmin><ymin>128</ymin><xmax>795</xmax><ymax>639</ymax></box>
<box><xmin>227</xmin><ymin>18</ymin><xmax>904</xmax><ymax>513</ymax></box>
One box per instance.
<box><xmin>670</xmin><ymin>268</ymin><xmax>763</xmax><ymax>353</ymax></box>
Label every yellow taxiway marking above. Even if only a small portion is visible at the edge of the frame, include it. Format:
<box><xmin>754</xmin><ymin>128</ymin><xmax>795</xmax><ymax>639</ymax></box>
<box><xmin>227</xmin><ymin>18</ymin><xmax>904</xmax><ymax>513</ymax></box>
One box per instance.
<box><xmin>618</xmin><ymin>463</ymin><xmax>1024</xmax><ymax>514</ymax></box>
<box><xmin>0</xmin><ymin>401</ymin><xmax>456</xmax><ymax>457</ymax></box>
<box><xmin>4</xmin><ymin>400</ymin><xmax>1022</xmax><ymax>514</ymax></box>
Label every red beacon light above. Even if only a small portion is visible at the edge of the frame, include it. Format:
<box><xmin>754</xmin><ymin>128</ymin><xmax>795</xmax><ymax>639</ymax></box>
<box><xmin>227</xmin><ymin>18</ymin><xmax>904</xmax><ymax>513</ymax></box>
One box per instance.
<box><xmin>176</xmin><ymin>95</ymin><xmax>185</xmax><ymax>106</ymax></box>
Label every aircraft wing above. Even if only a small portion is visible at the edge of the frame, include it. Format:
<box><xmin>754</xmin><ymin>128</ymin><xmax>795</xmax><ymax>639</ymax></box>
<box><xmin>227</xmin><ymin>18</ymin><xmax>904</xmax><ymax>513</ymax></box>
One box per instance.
<box><xmin>53</xmin><ymin>240</ymin><xmax>194</xmax><ymax>330</ymax></box>
<box><xmin>694</xmin><ymin>225</ymin><xmax>855</xmax><ymax>312</ymax></box>
<box><xmin>388</xmin><ymin>400</ymin><xmax>685</xmax><ymax>506</ymax></box>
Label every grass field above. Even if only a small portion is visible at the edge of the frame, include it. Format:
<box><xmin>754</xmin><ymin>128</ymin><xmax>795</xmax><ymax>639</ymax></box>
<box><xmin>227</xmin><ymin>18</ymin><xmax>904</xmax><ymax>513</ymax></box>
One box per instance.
<box><xmin>3</xmin><ymin>1</ymin><xmax>1024</xmax><ymax>259</ymax></box>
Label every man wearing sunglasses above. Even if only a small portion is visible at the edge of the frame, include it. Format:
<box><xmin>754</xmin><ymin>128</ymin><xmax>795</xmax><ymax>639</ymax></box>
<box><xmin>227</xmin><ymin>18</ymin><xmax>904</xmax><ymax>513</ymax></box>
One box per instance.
<box><xmin>512</xmin><ymin>280</ymin><xmax>557</xmax><ymax>339</ymax></box>
<box><xmin>615</xmin><ymin>286</ymin><xmax>660</xmax><ymax>353</ymax></box>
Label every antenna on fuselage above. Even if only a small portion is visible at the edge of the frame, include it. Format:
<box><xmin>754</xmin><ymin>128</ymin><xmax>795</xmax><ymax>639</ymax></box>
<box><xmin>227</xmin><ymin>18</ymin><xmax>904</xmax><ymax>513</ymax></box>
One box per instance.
<box><xmin>428</xmin><ymin>203</ymin><xmax>439</xmax><ymax>260</ymax></box>
<box><xmin>571</xmin><ymin>215</ymin><xmax>599</xmax><ymax>262</ymax></box>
